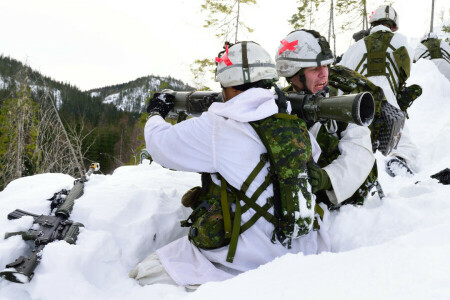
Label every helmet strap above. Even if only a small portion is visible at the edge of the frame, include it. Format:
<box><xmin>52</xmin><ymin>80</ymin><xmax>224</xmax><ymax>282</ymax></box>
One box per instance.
<box><xmin>241</xmin><ymin>41</ymin><xmax>251</xmax><ymax>84</ymax></box>
<box><xmin>289</xmin><ymin>69</ymin><xmax>310</xmax><ymax>93</ymax></box>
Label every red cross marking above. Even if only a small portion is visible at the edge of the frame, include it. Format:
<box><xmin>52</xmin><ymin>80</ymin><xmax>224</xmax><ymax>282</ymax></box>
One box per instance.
<box><xmin>215</xmin><ymin>45</ymin><xmax>233</xmax><ymax>66</ymax></box>
<box><xmin>279</xmin><ymin>39</ymin><xmax>298</xmax><ymax>55</ymax></box>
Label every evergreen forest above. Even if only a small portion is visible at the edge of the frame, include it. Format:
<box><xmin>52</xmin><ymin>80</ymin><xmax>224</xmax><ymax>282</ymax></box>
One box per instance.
<box><xmin>0</xmin><ymin>55</ymin><xmax>193</xmax><ymax>190</ymax></box>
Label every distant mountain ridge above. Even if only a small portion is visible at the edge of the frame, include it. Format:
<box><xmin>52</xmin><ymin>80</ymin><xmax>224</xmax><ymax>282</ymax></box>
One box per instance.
<box><xmin>88</xmin><ymin>75</ymin><xmax>194</xmax><ymax>113</ymax></box>
<box><xmin>0</xmin><ymin>55</ymin><xmax>194</xmax><ymax>114</ymax></box>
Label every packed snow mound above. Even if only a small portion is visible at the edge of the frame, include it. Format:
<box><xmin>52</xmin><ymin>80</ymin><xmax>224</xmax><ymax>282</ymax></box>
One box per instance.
<box><xmin>1</xmin><ymin>60</ymin><xmax>450</xmax><ymax>299</ymax></box>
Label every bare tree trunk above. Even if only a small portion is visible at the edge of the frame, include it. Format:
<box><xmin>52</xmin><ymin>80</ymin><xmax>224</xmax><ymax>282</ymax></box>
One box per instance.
<box><xmin>430</xmin><ymin>0</ymin><xmax>435</xmax><ymax>32</ymax></box>
<box><xmin>363</xmin><ymin>0</ymin><xmax>368</xmax><ymax>30</ymax></box>
<box><xmin>328</xmin><ymin>0</ymin><xmax>332</xmax><ymax>42</ymax></box>
<box><xmin>46</xmin><ymin>88</ymin><xmax>85</xmax><ymax>176</ymax></box>
<box><xmin>16</xmin><ymin>110</ymin><xmax>24</xmax><ymax>178</ymax></box>
<box><xmin>235</xmin><ymin>0</ymin><xmax>240</xmax><ymax>43</ymax></box>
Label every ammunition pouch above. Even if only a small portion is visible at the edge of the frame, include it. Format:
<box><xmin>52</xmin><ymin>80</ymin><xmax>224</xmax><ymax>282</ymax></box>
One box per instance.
<box><xmin>181</xmin><ymin>186</ymin><xmax>202</xmax><ymax>208</ymax></box>
<box><xmin>180</xmin><ymin>175</ymin><xmax>235</xmax><ymax>250</ymax></box>
<box><xmin>392</xmin><ymin>46</ymin><xmax>411</xmax><ymax>86</ymax></box>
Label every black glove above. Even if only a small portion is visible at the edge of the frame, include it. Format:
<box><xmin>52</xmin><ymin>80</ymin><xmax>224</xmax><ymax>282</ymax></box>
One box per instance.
<box><xmin>431</xmin><ymin>168</ymin><xmax>450</xmax><ymax>185</ymax></box>
<box><xmin>307</xmin><ymin>161</ymin><xmax>332</xmax><ymax>193</ymax></box>
<box><xmin>146</xmin><ymin>93</ymin><xmax>175</xmax><ymax>118</ymax></box>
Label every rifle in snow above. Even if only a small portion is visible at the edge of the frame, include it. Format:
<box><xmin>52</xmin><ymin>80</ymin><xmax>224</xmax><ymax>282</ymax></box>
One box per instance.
<box><xmin>163</xmin><ymin>89</ymin><xmax>375</xmax><ymax>126</ymax></box>
<box><xmin>0</xmin><ymin>163</ymin><xmax>100</xmax><ymax>284</ymax></box>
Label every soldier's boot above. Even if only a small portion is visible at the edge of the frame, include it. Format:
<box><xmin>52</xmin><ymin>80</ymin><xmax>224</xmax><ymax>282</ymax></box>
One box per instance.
<box><xmin>385</xmin><ymin>156</ymin><xmax>414</xmax><ymax>177</ymax></box>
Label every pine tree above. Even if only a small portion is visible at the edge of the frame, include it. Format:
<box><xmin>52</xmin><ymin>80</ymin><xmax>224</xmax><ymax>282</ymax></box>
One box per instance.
<box><xmin>190</xmin><ymin>0</ymin><xmax>257</xmax><ymax>90</ymax></box>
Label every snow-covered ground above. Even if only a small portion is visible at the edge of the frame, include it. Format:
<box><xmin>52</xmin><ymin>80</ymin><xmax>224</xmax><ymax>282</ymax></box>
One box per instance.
<box><xmin>1</xmin><ymin>59</ymin><xmax>450</xmax><ymax>299</ymax></box>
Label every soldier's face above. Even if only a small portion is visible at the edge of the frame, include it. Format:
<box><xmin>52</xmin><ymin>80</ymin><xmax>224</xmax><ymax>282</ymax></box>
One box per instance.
<box><xmin>221</xmin><ymin>86</ymin><xmax>242</xmax><ymax>102</ymax></box>
<box><xmin>303</xmin><ymin>65</ymin><xmax>329</xmax><ymax>93</ymax></box>
<box><xmin>291</xmin><ymin>65</ymin><xmax>329</xmax><ymax>93</ymax></box>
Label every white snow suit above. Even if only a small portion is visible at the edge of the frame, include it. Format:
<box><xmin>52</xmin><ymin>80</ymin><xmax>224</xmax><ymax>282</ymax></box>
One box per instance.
<box><xmin>138</xmin><ymin>88</ymin><xmax>330</xmax><ymax>286</ymax></box>
<box><xmin>339</xmin><ymin>25</ymin><xmax>419</xmax><ymax>169</ymax></box>
<box><xmin>308</xmin><ymin>121</ymin><xmax>374</xmax><ymax>205</ymax></box>
<box><xmin>414</xmin><ymin>38</ymin><xmax>450</xmax><ymax>81</ymax></box>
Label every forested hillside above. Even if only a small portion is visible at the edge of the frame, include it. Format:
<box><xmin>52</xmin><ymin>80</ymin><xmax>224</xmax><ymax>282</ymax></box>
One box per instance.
<box><xmin>0</xmin><ymin>55</ymin><xmax>193</xmax><ymax>190</ymax></box>
<box><xmin>89</xmin><ymin>75</ymin><xmax>193</xmax><ymax>113</ymax></box>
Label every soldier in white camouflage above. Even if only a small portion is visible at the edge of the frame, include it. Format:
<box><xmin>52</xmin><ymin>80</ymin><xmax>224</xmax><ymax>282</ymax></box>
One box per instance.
<box><xmin>130</xmin><ymin>41</ymin><xmax>329</xmax><ymax>289</ymax></box>
<box><xmin>414</xmin><ymin>32</ymin><xmax>450</xmax><ymax>81</ymax></box>
<box><xmin>275</xmin><ymin>29</ymin><xmax>376</xmax><ymax>208</ymax></box>
<box><xmin>339</xmin><ymin>5</ymin><xmax>421</xmax><ymax>177</ymax></box>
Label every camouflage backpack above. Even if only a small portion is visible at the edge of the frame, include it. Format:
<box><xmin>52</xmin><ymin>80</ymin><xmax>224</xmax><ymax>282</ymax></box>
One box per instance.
<box><xmin>421</xmin><ymin>38</ymin><xmax>444</xmax><ymax>60</ymax></box>
<box><xmin>355</xmin><ymin>31</ymin><xmax>410</xmax><ymax>97</ymax></box>
<box><xmin>180</xmin><ymin>113</ymin><xmax>320</xmax><ymax>262</ymax></box>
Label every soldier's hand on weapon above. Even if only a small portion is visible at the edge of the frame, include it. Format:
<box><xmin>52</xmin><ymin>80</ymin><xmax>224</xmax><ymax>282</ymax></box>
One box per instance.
<box><xmin>307</xmin><ymin>162</ymin><xmax>332</xmax><ymax>193</ymax></box>
<box><xmin>147</xmin><ymin>93</ymin><xmax>175</xmax><ymax>118</ymax></box>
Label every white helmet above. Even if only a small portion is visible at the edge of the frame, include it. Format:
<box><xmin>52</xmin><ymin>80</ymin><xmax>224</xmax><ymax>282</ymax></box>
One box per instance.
<box><xmin>369</xmin><ymin>5</ymin><xmax>399</xmax><ymax>31</ymax></box>
<box><xmin>421</xmin><ymin>32</ymin><xmax>438</xmax><ymax>42</ymax></box>
<box><xmin>275</xmin><ymin>30</ymin><xmax>334</xmax><ymax>78</ymax></box>
<box><xmin>215</xmin><ymin>41</ymin><xmax>278</xmax><ymax>87</ymax></box>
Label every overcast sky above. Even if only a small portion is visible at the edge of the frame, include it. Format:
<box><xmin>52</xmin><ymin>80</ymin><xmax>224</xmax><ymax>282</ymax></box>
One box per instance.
<box><xmin>1</xmin><ymin>0</ymin><xmax>448</xmax><ymax>91</ymax></box>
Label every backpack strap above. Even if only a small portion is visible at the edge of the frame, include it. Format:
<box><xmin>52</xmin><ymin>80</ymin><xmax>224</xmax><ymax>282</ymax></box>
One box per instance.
<box><xmin>442</xmin><ymin>48</ymin><xmax>450</xmax><ymax>63</ymax></box>
<box><xmin>220</xmin><ymin>178</ymin><xmax>232</xmax><ymax>239</ymax></box>
<box><xmin>226</xmin><ymin>114</ymin><xmax>315</xmax><ymax>261</ymax></box>
<box><xmin>225</xmin><ymin>153</ymin><xmax>277</xmax><ymax>263</ymax></box>
<box><xmin>355</xmin><ymin>53</ymin><xmax>367</xmax><ymax>74</ymax></box>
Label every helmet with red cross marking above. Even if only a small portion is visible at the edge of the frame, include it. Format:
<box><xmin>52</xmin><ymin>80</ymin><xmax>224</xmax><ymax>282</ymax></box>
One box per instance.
<box><xmin>275</xmin><ymin>30</ymin><xmax>334</xmax><ymax>78</ymax></box>
<box><xmin>215</xmin><ymin>41</ymin><xmax>278</xmax><ymax>88</ymax></box>
<box><xmin>369</xmin><ymin>5</ymin><xmax>399</xmax><ymax>32</ymax></box>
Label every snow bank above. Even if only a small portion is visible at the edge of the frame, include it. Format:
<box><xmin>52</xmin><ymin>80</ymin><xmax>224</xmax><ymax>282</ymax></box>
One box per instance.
<box><xmin>1</xmin><ymin>58</ymin><xmax>450</xmax><ymax>300</ymax></box>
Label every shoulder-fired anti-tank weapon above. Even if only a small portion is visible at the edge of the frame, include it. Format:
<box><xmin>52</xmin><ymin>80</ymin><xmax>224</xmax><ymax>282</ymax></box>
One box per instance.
<box><xmin>162</xmin><ymin>89</ymin><xmax>375</xmax><ymax>126</ymax></box>
<box><xmin>0</xmin><ymin>163</ymin><xmax>100</xmax><ymax>284</ymax></box>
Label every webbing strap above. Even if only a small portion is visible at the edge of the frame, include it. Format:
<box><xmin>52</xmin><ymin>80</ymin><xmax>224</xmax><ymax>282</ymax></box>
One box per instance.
<box><xmin>386</xmin><ymin>57</ymin><xmax>399</xmax><ymax>93</ymax></box>
<box><xmin>226</xmin><ymin>199</ymin><xmax>242</xmax><ymax>262</ymax></box>
<box><xmin>220</xmin><ymin>178</ymin><xmax>232</xmax><ymax>239</ymax></box>
<box><xmin>240</xmin><ymin>202</ymin><xmax>272</xmax><ymax>233</ymax></box>
<box><xmin>241</xmin><ymin>173</ymin><xmax>271</xmax><ymax>213</ymax></box>
<box><xmin>360</xmin><ymin>64</ymin><xmax>367</xmax><ymax>75</ymax></box>
<box><xmin>388</xmin><ymin>44</ymin><xmax>397</xmax><ymax>52</ymax></box>
<box><xmin>355</xmin><ymin>53</ymin><xmax>367</xmax><ymax>73</ymax></box>
<box><xmin>241</xmin><ymin>153</ymin><xmax>268</xmax><ymax>193</ymax></box>
<box><xmin>442</xmin><ymin>49</ymin><xmax>450</xmax><ymax>63</ymax></box>
<box><xmin>241</xmin><ymin>41</ymin><xmax>251</xmax><ymax>83</ymax></box>
<box><xmin>234</xmin><ymin>188</ymin><xmax>277</xmax><ymax>226</ymax></box>
<box><xmin>387</xmin><ymin>53</ymin><xmax>401</xmax><ymax>80</ymax></box>
<box><xmin>418</xmin><ymin>51</ymin><xmax>430</xmax><ymax>60</ymax></box>
<box><xmin>249</xmin><ymin>174</ymin><xmax>272</xmax><ymax>203</ymax></box>
<box><xmin>385</xmin><ymin>68</ymin><xmax>396</xmax><ymax>96</ymax></box>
